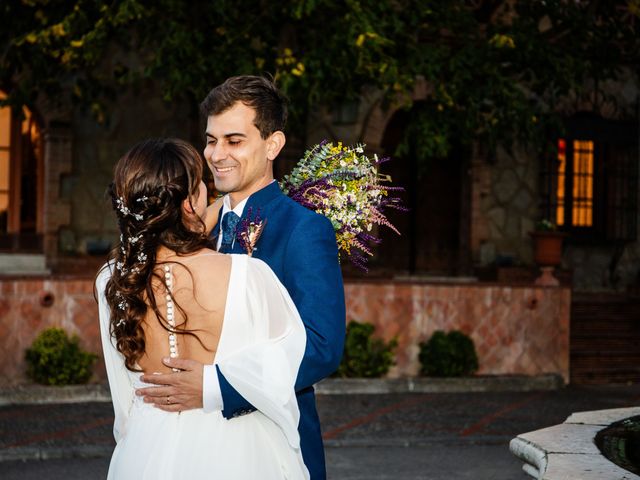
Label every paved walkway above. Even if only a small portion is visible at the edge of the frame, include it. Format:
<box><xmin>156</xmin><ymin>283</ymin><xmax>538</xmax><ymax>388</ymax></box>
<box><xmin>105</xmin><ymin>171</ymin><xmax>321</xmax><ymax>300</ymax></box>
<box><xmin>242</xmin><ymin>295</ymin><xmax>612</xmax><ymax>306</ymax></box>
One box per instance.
<box><xmin>2</xmin><ymin>383</ymin><xmax>640</xmax><ymax>479</ymax></box>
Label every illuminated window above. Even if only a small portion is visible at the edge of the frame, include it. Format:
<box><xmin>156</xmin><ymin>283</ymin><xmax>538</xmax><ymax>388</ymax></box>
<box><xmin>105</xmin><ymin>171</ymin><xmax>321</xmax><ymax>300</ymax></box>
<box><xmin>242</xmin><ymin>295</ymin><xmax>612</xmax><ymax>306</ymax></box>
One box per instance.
<box><xmin>0</xmin><ymin>91</ymin><xmax>43</xmax><ymax>251</ymax></box>
<box><xmin>542</xmin><ymin>114</ymin><xmax>638</xmax><ymax>242</ymax></box>
<box><xmin>555</xmin><ymin>139</ymin><xmax>595</xmax><ymax>228</ymax></box>
<box><xmin>0</xmin><ymin>97</ymin><xmax>10</xmax><ymax>231</ymax></box>
<box><xmin>556</xmin><ymin>139</ymin><xmax>566</xmax><ymax>226</ymax></box>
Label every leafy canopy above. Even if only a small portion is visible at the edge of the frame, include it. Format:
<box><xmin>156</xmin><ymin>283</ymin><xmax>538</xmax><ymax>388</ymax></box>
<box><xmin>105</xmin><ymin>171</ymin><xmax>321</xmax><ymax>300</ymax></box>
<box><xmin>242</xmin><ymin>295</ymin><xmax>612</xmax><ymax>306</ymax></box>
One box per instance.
<box><xmin>2</xmin><ymin>0</ymin><xmax>639</xmax><ymax>156</ymax></box>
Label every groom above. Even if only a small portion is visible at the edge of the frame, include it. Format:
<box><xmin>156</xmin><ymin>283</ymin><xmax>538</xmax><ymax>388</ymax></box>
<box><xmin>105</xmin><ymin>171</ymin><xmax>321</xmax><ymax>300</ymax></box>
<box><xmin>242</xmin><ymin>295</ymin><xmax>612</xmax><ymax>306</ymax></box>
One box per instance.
<box><xmin>137</xmin><ymin>75</ymin><xmax>346</xmax><ymax>479</ymax></box>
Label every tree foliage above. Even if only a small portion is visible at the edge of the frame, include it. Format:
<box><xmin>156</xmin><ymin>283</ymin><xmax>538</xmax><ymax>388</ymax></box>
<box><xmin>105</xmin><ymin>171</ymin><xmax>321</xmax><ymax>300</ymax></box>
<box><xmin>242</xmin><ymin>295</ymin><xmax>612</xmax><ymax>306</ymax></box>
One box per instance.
<box><xmin>1</xmin><ymin>0</ymin><xmax>639</xmax><ymax>156</ymax></box>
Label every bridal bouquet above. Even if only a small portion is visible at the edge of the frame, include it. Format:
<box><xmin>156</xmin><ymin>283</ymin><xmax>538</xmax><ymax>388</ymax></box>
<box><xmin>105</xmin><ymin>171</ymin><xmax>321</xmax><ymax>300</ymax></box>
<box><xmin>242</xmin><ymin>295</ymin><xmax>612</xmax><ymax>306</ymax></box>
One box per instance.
<box><xmin>280</xmin><ymin>140</ymin><xmax>404</xmax><ymax>270</ymax></box>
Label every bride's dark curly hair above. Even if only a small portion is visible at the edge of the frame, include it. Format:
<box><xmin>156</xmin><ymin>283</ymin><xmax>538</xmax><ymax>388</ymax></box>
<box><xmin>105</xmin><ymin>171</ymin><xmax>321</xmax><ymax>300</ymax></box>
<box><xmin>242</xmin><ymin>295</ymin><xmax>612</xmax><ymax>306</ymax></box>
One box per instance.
<box><xmin>102</xmin><ymin>138</ymin><xmax>214</xmax><ymax>371</ymax></box>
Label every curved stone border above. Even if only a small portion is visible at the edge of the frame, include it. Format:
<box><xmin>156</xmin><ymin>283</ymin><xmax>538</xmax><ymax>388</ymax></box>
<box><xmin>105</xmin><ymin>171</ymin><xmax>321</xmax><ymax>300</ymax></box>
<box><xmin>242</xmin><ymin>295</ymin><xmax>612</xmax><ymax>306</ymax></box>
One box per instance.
<box><xmin>510</xmin><ymin>406</ymin><xmax>640</xmax><ymax>479</ymax></box>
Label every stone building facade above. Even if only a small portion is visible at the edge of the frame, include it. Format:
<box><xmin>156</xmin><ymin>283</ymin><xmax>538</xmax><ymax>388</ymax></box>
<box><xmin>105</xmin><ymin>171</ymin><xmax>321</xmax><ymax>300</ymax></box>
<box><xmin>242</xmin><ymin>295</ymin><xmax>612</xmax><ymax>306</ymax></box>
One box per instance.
<box><xmin>0</xmin><ymin>74</ymin><xmax>637</xmax><ymax>385</ymax></box>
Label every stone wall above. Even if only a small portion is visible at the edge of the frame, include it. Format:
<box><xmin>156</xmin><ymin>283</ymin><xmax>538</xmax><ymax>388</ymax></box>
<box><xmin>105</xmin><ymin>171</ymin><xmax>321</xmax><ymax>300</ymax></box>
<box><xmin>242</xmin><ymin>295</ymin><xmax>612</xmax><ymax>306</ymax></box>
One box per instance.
<box><xmin>0</xmin><ymin>275</ymin><xmax>104</xmax><ymax>386</ymax></box>
<box><xmin>472</xmin><ymin>145</ymin><xmax>539</xmax><ymax>267</ymax></box>
<box><xmin>346</xmin><ymin>281</ymin><xmax>570</xmax><ymax>382</ymax></box>
<box><xmin>61</xmin><ymin>89</ymin><xmax>198</xmax><ymax>255</ymax></box>
<box><xmin>0</xmin><ymin>276</ymin><xmax>570</xmax><ymax>386</ymax></box>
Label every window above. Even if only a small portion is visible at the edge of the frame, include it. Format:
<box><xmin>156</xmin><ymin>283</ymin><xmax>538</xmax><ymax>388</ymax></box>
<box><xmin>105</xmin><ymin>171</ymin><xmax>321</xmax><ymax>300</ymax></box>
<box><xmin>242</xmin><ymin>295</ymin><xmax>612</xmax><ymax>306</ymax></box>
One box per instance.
<box><xmin>0</xmin><ymin>91</ymin><xmax>44</xmax><ymax>251</ymax></box>
<box><xmin>0</xmin><ymin>102</ymin><xmax>10</xmax><ymax>232</ymax></box>
<box><xmin>541</xmin><ymin>114</ymin><xmax>638</xmax><ymax>242</ymax></box>
<box><xmin>555</xmin><ymin>138</ymin><xmax>595</xmax><ymax>228</ymax></box>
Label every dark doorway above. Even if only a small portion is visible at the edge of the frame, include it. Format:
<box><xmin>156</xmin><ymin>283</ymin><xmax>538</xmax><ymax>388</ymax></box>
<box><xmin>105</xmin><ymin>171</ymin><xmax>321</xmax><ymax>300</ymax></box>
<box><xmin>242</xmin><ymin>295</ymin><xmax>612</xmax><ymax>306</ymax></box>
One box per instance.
<box><xmin>375</xmin><ymin>104</ymin><xmax>469</xmax><ymax>276</ymax></box>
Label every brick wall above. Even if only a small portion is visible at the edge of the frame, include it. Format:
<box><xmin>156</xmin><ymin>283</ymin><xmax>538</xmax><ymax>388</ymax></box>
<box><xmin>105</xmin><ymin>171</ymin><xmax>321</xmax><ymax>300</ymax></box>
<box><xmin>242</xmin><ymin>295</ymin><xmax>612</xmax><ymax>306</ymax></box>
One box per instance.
<box><xmin>0</xmin><ymin>275</ymin><xmax>103</xmax><ymax>386</ymax></box>
<box><xmin>0</xmin><ymin>276</ymin><xmax>570</xmax><ymax>385</ymax></box>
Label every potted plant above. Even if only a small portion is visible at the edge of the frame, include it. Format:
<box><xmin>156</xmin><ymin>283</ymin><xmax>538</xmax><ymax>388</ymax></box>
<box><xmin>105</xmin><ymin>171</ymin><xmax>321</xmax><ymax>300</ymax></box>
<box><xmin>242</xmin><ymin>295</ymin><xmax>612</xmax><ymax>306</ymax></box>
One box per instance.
<box><xmin>529</xmin><ymin>220</ymin><xmax>567</xmax><ymax>286</ymax></box>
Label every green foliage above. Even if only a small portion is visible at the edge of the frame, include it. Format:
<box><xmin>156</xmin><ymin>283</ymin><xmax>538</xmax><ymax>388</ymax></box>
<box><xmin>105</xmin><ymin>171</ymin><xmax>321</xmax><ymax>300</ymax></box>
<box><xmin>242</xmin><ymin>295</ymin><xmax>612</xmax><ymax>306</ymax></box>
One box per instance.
<box><xmin>25</xmin><ymin>327</ymin><xmax>98</xmax><ymax>386</ymax></box>
<box><xmin>336</xmin><ymin>320</ymin><xmax>397</xmax><ymax>378</ymax></box>
<box><xmin>535</xmin><ymin>219</ymin><xmax>557</xmax><ymax>232</ymax></box>
<box><xmin>2</xmin><ymin>1</ymin><xmax>639</xmax><ymax>156</ymax></box>
<box><xmin>419</xmin><ymin>330</ymin><xmax>479</xmax><ymax>377</ymax></box>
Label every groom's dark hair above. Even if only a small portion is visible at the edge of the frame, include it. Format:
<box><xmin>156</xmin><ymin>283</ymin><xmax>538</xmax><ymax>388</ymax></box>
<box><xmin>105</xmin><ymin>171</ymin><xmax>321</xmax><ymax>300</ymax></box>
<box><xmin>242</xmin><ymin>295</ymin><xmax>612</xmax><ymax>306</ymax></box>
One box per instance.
<box><xmin>200</xmin><ymin>76</ymin><xmax>288</xmax><ymax>139</ymax></box>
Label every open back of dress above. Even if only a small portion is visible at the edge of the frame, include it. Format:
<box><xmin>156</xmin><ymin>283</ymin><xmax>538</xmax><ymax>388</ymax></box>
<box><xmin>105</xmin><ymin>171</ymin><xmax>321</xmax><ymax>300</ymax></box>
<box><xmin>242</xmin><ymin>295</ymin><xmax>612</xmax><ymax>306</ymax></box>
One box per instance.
<box><xmin>96</xmin><ymin>254</ymin><xmax>309</xmax><ymax>480</ymax></box>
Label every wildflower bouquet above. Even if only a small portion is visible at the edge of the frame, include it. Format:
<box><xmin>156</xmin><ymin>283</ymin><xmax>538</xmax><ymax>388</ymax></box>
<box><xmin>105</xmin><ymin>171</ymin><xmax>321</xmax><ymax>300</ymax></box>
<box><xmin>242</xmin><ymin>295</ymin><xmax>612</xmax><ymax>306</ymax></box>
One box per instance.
<box><xmin>280</xmin><ymin>140</ymin><xmax>404</xmax><ymax>270</ymax></box>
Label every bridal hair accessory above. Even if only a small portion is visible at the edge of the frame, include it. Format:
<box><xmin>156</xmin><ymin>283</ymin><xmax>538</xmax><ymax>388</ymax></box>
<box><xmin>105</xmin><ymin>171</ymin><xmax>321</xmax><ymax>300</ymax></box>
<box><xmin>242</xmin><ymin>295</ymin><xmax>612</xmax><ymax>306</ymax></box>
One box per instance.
<box><xmin>115</xmin><ymin>291</ymin><xmax>128</xmax><ymax>311</ymax></box>
<box><xmin>280</xmin><ymin>140</ymin><xmax>406</xmax><ymax>270</ymax></box>
<box><xmin>236</xmin><ymin>208</ymin><xmax>267</xmax><ymax>257</ymax></box>
<box><xmin>115</xmin><ymin>196</ymin><xmax>144</xmax><ymax>221</ymax></box>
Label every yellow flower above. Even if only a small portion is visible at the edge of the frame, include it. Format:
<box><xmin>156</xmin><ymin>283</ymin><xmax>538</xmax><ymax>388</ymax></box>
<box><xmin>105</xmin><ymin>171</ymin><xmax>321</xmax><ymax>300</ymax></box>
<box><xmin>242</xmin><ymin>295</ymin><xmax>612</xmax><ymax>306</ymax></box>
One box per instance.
<box><xmin>25</xmin><ymin>33</ymin><xmax>38</xmax><ymax>44</ymax></box>
<box><xmin>283</xmin><ymin>47</ymin><xmax>293</xmax><ymax>57</ymax></box>
<box><xmin>489</xmin><ymin>33</ymin><xmax>515</xmax><ymax>49</ymax></box>
<box><xmin>51</xmin><ymin>23</ymin><xmax>66</xmax><ymax>37</ymax></box>
<box><xmin>291</xmin><ymin>62</ymin><xmax>305</xmax><ymax>76</ymax></box>
<box><xmin>70</xmin><ymin>39</ymin><xmax>84</xmax><ymax>48</ymax></box>
<box><xmin>356</xmin><ymin>34</ymin><xmax>365</xmax><ymax>47</ymax></box>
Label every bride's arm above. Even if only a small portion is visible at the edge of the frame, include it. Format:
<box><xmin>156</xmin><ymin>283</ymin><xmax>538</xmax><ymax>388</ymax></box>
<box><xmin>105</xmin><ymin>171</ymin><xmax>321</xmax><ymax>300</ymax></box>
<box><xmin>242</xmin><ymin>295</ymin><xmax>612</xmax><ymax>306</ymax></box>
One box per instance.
<box><xmin>215</xmin><ymin>256</ymin><xmax>306</xmax><ymax>449</ymax></box>
<box><xmin>203</xmin><ymin>196</ymin><xmax>224</xmax><ymax>233</ymax></box>
<box><xmin>95</xmin><ymin>265</ymin><xmax>134</xmax><ymax>443</ymax></box>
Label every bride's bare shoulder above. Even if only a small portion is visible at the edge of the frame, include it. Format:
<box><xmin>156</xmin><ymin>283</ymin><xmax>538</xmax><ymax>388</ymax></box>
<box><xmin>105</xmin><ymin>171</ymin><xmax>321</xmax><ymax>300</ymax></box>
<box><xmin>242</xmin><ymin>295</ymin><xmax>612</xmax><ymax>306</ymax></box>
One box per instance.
<box><xmin>180</xmin><ymin>248</ymin><xmax>231</xmax><ymax>280</ymax></box>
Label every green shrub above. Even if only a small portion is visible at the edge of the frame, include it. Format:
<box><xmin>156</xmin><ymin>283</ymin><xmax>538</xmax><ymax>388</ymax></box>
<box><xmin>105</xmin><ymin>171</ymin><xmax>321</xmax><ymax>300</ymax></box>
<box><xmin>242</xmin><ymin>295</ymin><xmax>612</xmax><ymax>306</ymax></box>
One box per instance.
<box><xmin>25</xmin><ymin>327</ymin><xmax>98</xmax><ymax>385</ymax></box>
<box><xmin>419</xmin><ymin>330</ymin><xmax>479</xmax><ymax>377</ymax></box>
<box><xmin>336</xmin><ymin>320</ymin><xmax>398</xmax><ymax>378</ymax></box>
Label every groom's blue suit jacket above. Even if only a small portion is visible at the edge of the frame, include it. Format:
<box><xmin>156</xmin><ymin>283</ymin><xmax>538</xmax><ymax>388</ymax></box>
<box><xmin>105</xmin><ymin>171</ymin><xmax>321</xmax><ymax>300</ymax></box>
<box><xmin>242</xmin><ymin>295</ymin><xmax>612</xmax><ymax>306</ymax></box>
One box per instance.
<box><xmin>212</xmin><ymin>181</ymin><xmax>346</xmax><ymax>480</ymax></box>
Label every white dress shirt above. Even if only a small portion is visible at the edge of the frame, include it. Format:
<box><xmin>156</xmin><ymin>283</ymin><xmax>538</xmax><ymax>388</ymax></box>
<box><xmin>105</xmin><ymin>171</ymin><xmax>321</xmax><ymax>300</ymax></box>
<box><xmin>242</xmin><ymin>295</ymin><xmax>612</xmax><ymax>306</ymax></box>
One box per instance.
<box><xmin>203</xmin><ymin>194</ymin><xmax>248</xmax><ymax>412</ymax></box>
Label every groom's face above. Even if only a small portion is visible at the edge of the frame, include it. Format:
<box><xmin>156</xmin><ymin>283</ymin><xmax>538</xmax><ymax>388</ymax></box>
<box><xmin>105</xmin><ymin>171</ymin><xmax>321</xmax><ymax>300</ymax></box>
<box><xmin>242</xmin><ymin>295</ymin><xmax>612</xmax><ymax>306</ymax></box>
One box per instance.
<box><xmin>204</xmin><ymin>102</ymin><xmax>274</xmax><ymax>205</ymax></box>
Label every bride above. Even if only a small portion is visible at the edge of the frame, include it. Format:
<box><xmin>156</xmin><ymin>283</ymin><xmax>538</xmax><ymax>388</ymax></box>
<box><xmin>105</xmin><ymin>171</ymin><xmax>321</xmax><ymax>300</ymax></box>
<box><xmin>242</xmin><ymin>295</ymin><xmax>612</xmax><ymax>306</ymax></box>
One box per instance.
<box><xmin>95</xmin><ymin>138</ymin><xmax>309</xmax><ymax>479</ymax></box>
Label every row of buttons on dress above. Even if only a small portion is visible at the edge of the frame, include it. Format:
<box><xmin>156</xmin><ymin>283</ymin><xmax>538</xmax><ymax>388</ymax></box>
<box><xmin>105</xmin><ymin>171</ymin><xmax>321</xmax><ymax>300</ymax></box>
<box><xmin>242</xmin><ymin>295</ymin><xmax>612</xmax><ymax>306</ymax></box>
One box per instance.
<box><xmin>165</xmin><ymin>265</ymin><xmax>180</xmax><ymax>373</ymax></box>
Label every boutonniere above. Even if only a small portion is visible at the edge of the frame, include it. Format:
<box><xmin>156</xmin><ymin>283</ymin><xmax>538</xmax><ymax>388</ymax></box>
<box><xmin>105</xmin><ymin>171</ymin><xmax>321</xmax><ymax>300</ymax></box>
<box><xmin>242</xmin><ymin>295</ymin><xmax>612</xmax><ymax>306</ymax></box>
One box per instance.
<box><xmin>236</xmin><ymin>208</ymin><xmax>267</xmax><ymax>257</ymax></box>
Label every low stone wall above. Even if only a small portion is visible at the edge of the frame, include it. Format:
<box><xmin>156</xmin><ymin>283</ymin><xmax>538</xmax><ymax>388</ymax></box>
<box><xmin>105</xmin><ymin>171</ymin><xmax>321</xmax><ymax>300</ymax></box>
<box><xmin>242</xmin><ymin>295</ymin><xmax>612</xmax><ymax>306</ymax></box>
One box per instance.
<box><xmin>0</xmin><ymin>275</ymin><xmax>103</xmax><ymax>385</ymax></box>
<box><xmin>0</xmin><ymin>276</ymin><xmax>570</xmax><ymax>385</ymax></box>
<box><xmin>346</xmin><ymin>281</ymin><xmax>570</xmax><ymax>381</ymax></box>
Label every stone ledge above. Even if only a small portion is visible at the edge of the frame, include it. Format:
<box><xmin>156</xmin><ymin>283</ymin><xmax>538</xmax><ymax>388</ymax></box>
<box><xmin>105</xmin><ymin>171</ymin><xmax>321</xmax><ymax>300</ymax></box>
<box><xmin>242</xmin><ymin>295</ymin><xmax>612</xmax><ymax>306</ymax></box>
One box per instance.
<box><xmin>510</xmin><ymin>407</ymin><xmax>640</xmax><ymax>479</ymax></box>
<box><xmin>316</xmin><ymin>374</ymin><xmax>563</xmax><ymax>394</ymax></box>
<box><xmin>0</xmin><ymin>374</ymin><xmax>562</xmax><ymax>405</ymax></box>
<box><xmin>0</xmin><ymin>384</ymin><xmax>111</xmax><ymax>406</ymax></box>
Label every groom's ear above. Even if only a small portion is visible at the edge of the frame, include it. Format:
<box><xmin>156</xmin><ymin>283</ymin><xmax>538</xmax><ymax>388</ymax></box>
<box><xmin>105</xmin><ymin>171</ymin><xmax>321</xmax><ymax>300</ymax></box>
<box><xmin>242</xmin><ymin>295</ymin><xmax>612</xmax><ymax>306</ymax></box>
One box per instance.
<box><xmin>266</xmin><ymin>131</ymin><xmax>286</xmax><ymax>161</ymax></box>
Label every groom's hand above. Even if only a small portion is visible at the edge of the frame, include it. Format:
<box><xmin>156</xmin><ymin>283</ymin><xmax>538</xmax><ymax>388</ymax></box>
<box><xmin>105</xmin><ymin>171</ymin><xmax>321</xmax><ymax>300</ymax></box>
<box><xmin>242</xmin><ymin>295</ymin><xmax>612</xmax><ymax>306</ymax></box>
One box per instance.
<box><xmin>136</xmin><ymin>357</ymin><xmax>204</xmax><ymax>412</ymax></box>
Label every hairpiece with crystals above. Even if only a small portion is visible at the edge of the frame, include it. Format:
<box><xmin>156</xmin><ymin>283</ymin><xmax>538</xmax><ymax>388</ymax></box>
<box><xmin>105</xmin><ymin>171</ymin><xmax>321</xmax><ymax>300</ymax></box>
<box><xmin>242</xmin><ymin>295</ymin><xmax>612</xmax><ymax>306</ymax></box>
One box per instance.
<box><xmin>116</xmin><ymin>196</ymin><xmax>144</xmax><ymax>221</ymax></box>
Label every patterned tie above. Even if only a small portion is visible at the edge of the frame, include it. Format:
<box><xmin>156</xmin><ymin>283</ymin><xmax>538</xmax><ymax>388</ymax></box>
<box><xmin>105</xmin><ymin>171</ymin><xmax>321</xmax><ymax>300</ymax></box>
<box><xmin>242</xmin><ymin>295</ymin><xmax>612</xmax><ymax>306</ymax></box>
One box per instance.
<box><xmin>220</xmin><ymin>211</ymin><xmax>241</xmax><ymax>253</ymax></box>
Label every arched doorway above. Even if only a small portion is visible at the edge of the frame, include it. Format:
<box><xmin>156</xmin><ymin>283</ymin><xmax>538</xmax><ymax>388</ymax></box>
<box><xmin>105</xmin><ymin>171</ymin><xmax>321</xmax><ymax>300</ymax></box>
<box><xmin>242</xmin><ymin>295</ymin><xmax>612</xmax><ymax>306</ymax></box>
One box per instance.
<box><xmin>375</xmin><ymin>103</ymin><xmax>470</xmax><ymax>276</ymax></box>
<box><xmin>0</xmin><ymin>92</ymin><xmax>44</xmax><ymax>251</ymax></box>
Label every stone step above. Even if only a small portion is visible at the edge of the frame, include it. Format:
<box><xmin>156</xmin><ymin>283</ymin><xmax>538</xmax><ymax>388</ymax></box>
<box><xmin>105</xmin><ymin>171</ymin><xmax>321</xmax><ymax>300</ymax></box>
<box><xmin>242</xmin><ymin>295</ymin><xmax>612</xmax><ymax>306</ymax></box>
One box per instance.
<box><xmin>0</xmin><ymin>253</ymin><xmax>50</xmax><ymax>275</ymax></box>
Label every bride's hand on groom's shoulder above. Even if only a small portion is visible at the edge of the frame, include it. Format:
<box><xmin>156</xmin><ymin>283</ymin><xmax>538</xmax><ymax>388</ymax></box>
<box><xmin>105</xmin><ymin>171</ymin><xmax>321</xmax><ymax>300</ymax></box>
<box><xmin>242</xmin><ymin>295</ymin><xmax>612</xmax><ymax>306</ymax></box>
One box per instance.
<box><xmin>135</xmin><ymin>358</ymin><xmax>205</xmax><ymax>412</ymax></box>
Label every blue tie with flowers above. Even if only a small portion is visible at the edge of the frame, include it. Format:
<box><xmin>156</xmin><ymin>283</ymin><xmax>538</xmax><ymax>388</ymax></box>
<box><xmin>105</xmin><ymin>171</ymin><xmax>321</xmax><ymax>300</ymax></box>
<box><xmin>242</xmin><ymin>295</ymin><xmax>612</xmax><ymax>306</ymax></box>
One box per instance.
<box><xmin>220</xmin><ymin>211</ymin><xmax>241</xmax><ymax>253</ymax></box>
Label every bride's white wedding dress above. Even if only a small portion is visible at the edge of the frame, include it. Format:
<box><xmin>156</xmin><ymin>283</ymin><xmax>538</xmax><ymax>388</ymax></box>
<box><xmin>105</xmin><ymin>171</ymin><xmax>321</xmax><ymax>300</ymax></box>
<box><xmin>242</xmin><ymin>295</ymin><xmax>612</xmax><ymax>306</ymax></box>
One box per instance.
<box><xmin>96</xmin><ymin>254</ymin><xmax>309</xmax><ymax>479</ymax></box>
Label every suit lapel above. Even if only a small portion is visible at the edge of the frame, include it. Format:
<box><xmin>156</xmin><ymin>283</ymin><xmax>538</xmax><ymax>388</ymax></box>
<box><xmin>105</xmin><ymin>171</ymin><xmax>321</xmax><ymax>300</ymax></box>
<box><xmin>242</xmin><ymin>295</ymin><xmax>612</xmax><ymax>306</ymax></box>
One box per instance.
<box><xmin>234</xmin><ymin>182</ymin><xmax>283</xmax><ymax>256</ymax></box>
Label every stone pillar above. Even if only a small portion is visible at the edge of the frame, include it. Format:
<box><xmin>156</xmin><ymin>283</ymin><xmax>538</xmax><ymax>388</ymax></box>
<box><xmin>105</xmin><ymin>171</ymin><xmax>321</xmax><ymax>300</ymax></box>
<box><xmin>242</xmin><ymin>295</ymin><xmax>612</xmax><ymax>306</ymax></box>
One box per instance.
<box><xmin>42</xmin><ymin>124</ymin><xmax>72</xmax><ymax>263</ymax></box>
<box><xmin>469</xmin><ymin>145</ymin><xmax>492</xmax><ymax>264</ymax></box>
